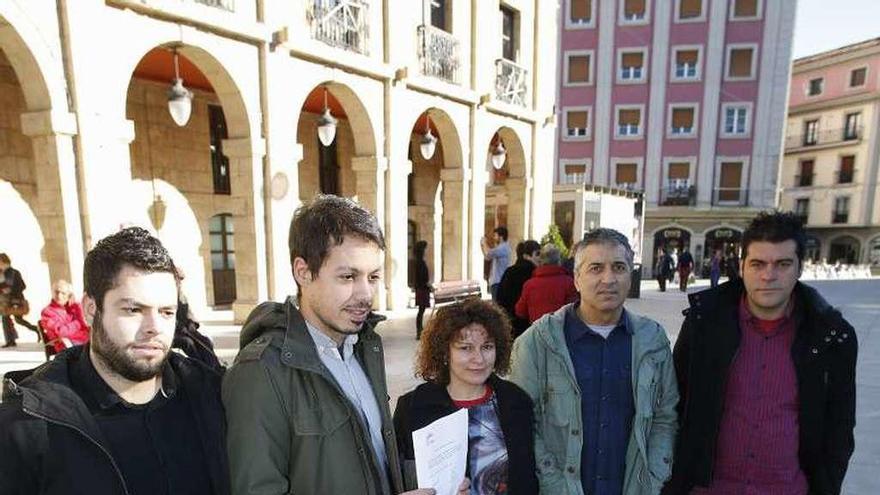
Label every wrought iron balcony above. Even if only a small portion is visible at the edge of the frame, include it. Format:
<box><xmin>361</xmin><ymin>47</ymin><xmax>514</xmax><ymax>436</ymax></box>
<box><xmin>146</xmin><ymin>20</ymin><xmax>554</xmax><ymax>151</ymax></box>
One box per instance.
<box><xmin>193</xmin><ymin>0</ymin><xmax>234</xmax><ymax>10</ymax></box>
<box><xmin>560</xmin><ymin>173</ymin><xmax>587</xmax><ymax>185</ymax></box>
<box><xmin>417</xmin><ymin>24</ymin><xmax>460</xmax><ymax>84</ymax></box>
<box><xmin>495</xmin><ymin>58</ymin><xmax>529</xmax><ymax>107</ymax></box>
<box><xmin>836</xmin><ymin>169</ymin><xmax>856</xmax><ymax>184</ymax></box>
<box><xmin>660</xmin><ymin>184</ymin><xmax>696</xmax><ymax>206</ymax></box>
<box><xmin>785</xmin><ymin>126</ymin><xmax>862</xmax><ymax>150</ymax></box>
<box><xmin>794</xmin><ymin>173</ymin><xmax>814</xmax><ymax>187</ymax></box>
<box><xmin>308</xmin><ymin>0</ymin><xmax>370</xmax><ymax>55</ymax></box>
<box><xmin>832</xmin><ymin>212</ymin><xmax>849</xmax><ymax>224</ymax></box>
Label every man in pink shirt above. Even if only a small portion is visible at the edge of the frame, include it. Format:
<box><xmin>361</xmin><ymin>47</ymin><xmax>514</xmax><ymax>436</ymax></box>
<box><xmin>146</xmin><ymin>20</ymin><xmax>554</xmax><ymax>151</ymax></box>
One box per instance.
<box><xmin>40</xmin><ymin>280</ymin><xmax>90</xmax><ymax>353</ymax></box>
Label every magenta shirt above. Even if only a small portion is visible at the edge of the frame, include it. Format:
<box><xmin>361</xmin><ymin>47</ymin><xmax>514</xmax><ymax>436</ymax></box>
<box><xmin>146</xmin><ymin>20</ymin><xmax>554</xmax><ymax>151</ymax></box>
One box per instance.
<box><xmin>692</xmin><ymin>298</ymin><xmax>808</xmax><ymax>495</ymax></box>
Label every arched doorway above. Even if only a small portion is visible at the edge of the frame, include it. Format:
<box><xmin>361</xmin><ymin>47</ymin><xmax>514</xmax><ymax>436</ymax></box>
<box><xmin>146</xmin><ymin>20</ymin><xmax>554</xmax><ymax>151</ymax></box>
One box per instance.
<box><xmin>869</xmin><ymin>236</ymin><xmax>880</xmax><ymax>267</ymax></box>
<box><xmin>828</xmin><ymin>236</ymin><xmax>860</xmax><ymax>265</ymax></box>
<box><xmin>407</xmin><ymin>108</ymin><xmax>465</xmax><ymax>283</ymax></box>
<box><xmin>125</xmin><ymin>44</ymin><xmax>256</xmax><ymax>316</ymax></box>
<box><xmin>805</xmin><ymin>235</ymin><xmax>821</xmax><ymax>263</ymax></box>
<box><xmin>209</xmin><ymin>214</ymin><xmax>236</xmax><ymax>305</ymax></box>
<box><xmin>703</xmin><ymin>227</ymin><xmax>742</xmax><ymax>276</ymax></box>
<box><xmin>0</xmin><ymin>17</ymin><xmax>71</xmax><ymax>323</ymax></box>
<box><xmin>296</xmin><ymin>82</ymin><xmax>379</xmax><ymax>211</ymax></box>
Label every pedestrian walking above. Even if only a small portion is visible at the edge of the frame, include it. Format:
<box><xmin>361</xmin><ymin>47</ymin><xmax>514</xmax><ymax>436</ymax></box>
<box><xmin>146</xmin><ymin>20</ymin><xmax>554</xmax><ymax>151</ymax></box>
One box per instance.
<box><xmin>394</xmin><ymin>298</ymin><xmax>538</xmax><ymax>494</ymax></box>
<box><xmin>411</xmin><ymin>240</ymin><xmax>431</xmax><ymax>339</ymax></box>
<box><xmin>665</xmin><ymin>211</ymin><xmax>858</xmax><ymax>495</ymax></box>
<box><xmin>496</xmin><ymin>239</ymin><xmax>541</xmax><ymax>338</ymax></box>
<box><xmin>514</xmin><ymin>244</ymin><xmax>578</xmax><ymax>323</ymax></box>
<box><xmin>0</xmin><ymin>228</ymin><xmax>229</xmax><ymax>494</ymax></box>
<box><xmin>222</xmin><ymin>195</ymin><xmax>468</xmax><ymax>495</ymax></box>
<box><xmin>655</xmin><ymin>248</ymin><xmax>674</xmax><ymax>292</ymax></box>
<box><xmin>510</xmin><ymin>228</ymin><xmax>678</xmax><ymax>494</ymax></box>
<box><xmin>709</xmin><ymin>250</ymin><xmax>722</xmax><ymax>288</ymax></box>
<box><xmin>677</xmin><ymin>247</ymin><xmax>694</xmax><ymax>292</ymax></box>
<box><xmin>0</xmin><ymin>253</ymin><xmax>40</xmax><ymax>347</ymax></box>
<box><xmin>481</xmin><ymin>227</ymin><xmax>511</xmax><ymax>301</ymax></box>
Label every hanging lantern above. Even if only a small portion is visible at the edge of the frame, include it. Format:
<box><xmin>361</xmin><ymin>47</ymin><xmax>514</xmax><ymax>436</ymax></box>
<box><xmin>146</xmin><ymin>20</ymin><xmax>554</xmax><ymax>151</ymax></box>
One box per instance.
<box><xmin>419</xmin><ymin>115</ymin><xmax>437</xmax><ymax>160</ymax></box>
<box><xmin>491</xmin><ymin>141</ymin><xmax>507</xmax><ymax>170</ymax></box>
<box><xmin>167</xmin><ymin>49</ymin><xmax>193</xmax><ymax>127</ymax></box>
<box><xmin>317</xmin><ymin>87</ymin><xmax>338</xmax><ymax>147</ymax></box>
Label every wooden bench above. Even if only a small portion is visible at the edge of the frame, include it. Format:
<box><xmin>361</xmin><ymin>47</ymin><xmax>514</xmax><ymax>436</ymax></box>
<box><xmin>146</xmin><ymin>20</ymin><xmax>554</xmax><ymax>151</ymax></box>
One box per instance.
<box><xmin>431</xmin><ymin>280</ymin><xmax>483</xmax><ymax>306</ymax></box>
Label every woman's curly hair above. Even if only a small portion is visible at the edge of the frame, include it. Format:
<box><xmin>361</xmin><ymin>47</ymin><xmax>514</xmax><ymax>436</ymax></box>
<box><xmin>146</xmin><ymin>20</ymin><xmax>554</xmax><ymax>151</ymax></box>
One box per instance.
<box><xmin>415</xmin><ymin>298</ymin><xmax>512</xmax><ymax>385</ymax></box>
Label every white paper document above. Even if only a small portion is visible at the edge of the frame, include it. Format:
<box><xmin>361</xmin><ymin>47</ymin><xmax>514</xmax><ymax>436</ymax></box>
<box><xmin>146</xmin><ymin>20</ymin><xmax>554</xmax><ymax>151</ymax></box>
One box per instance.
<box><xmin>412</xmin><ymin>408</ymin><xmax>469</xmax><ymax>495</ymax></box>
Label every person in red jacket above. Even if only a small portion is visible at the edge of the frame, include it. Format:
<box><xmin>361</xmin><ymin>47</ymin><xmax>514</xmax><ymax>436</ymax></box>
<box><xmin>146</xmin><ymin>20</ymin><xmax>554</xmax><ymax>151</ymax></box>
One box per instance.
<box><xmin>39</xmin><ymin>279</ymin><xmax>90</xmax><ymax>353</ymax></box>
<box><xmin>515</xmin><ymin>245</ymin><xmax>578</xmax><ymax>323</ymax></box>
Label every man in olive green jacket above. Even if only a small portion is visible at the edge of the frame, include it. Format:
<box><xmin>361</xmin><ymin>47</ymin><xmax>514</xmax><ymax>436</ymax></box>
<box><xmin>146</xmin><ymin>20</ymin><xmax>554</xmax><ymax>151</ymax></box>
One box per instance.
<box><xmin>223</xmin><ymin>196</ymin><xmax>465</xmax><ymax>495</ymax></box>
<box><xmin>510</xmin><ymin>228</ymin><xmax>678</xmax><ymax>495</ymax></box>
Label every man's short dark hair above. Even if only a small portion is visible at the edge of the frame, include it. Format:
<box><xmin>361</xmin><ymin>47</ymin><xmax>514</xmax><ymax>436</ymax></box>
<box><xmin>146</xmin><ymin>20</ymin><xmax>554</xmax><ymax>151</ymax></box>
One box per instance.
<box><xmin>84</xmin><ymin>227</ymin><xmax>180</xmax><ymax>311</ymax></box>
<box><xmin>289</xmin><ymin>195</ymin><xmax>385</xmax><ymax>279</ymax></box>
<box><xmin>0</xmin><ymin>253</ymin><xmax>9</xmax><ymax>265</ymax></box>
<box><xmin>494</xmin><ymin>226</ymin><xmax>508</xmax><ymax>241</ymax></box>
<box><xmin>742</xmin><ymin>210</ymin><xmax>807</xmax><ymax>263</ymax></box>
<box><xmin>521</xmin><ymin>240</ymin><xmax>541</xmax><ymax>258</ymax></box>
<box><xmin>572</xmin><ymin>228</ymin><xmax>635</xmax><ymax>271</ymax></box>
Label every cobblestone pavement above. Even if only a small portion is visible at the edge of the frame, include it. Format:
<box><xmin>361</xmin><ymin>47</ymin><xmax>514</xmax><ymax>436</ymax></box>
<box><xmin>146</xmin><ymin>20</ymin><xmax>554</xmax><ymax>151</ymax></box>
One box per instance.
<box><xmin>2</xmin><ymin>279</ymin><xmax>878</xmax><ymax>493</ymax></box>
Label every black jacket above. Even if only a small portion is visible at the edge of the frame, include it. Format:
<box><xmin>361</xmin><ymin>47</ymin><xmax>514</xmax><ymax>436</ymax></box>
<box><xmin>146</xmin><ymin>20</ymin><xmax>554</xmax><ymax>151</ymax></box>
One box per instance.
<box><xmin>1</xmin><ymin>267</ymin><xmax>26</xmax><ymax>299</ymax></box>
<box><xmin>496</xmin><ymin>259</ymin><xmax>536</xmax><ymax>337</ymax></box>
<box><xmin>0</xmin><ymin>346</ymin><xmax>230</xmax><ymax>495</ymax></box>
<box><xmin>665</xmin><ymin>279</ymin><xmax>857</xmax><ymax>495</ymax></box>
<box><xmin>393</xmin><ymin>375</ymin><xmax>539</xmax><ymax>494</ymax></box>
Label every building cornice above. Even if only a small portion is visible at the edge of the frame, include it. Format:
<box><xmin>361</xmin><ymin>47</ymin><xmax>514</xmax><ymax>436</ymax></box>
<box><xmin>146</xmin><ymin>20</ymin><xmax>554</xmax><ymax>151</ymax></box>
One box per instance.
<box><xmin>788</xmin><ymin>91</ymin><xmax>880</xmax><ymax>115</ymax></box>
<box><xmin>793</xmin><ymin>37</ymin><xmax>880</xmax><ymax>72</ymax></box>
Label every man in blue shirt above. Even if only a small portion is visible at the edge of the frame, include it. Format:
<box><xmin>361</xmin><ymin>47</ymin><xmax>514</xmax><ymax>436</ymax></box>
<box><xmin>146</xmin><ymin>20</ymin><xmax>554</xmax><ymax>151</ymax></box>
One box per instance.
<box><xmin>510</xmin><ymin>228</ymin><xmax>678</xmax><ymax>494</ymax></box>
<box><xmin>481</xmin><ymin>226</ymin><xmax>511</xmax><ymax>301</ymax></box>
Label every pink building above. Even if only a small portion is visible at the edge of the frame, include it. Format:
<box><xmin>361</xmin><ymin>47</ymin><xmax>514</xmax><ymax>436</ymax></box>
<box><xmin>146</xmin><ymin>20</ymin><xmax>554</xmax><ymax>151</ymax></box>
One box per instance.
<box><xmin>553</xmin><ymin>0</ymin><xmax>796</xmax><ymax>276</ymax></box>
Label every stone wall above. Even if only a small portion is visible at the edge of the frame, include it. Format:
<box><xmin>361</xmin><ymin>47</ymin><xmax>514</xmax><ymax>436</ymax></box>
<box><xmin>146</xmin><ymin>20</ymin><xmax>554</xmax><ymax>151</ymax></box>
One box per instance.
<box><xmin>296</xmin><ymin>111</ymin><xmax>356</xmax><ymax>201</ymax></box>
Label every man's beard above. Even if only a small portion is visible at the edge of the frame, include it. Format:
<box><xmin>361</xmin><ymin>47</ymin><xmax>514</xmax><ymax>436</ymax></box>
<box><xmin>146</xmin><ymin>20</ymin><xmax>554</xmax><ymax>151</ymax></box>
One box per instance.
<box><xmin>91</xmin><ymin>311</ymin><xmax>169</xmax><ymax>382</ymax></box>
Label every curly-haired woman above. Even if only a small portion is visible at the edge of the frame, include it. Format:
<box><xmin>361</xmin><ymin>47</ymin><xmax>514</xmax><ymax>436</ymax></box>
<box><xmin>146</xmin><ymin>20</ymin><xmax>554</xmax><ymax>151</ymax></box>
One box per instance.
<box><xmin>393</xmin><ymin>298</ymin><xmax>538</xmax><ymax>495</ymax></box>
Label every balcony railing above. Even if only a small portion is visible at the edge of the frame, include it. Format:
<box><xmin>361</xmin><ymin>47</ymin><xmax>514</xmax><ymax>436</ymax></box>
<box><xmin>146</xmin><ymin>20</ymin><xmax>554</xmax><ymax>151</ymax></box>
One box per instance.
<box><xmin>795</xmin><ymin>213</ymin><xmax>809</xmax><ymax>225</ymax></box>
<box><xmin>794</xmin><ymin>173</ymin><xmax>814</xmax><ymax>187</ymax></box>
<box><xmin>560</xmin><ymin>173</ymin><xmax>587</xmax><ymax>185</ymax></box>
<box><xmin>713</xmin><ymin>187</ymin><xmax>746</xmax><ymax>205</ymax></box>
<box><xmin>193</xmin><ymin>0</ymin><xmax>234</xmax><ymax>11</ymax></box>
<box><xmin>308</xmin><ymin>0</ymin><xmax>370</xmax><ymax>55</ymax></box>
<box><xmin>495</xmin><ymin>58</ymin><xmax>529</xmax><ymax>106</ymax></box>
<box><xmin>833</xmin><ymin>212</ymin><xmax>849</xmax><ymax>224</ymax></box>
<box><xmin>836</xmin><ymin>169</ymin><xmax>856</xmax><ymax>184</ymax></box>
<box><xmin>418</xmin><ymin>24</ymin><xmax>460</xmax><ymax>84</ymax></box>
<box><xmin>785</xmin><ymin>126</ymin><xmax>862</xmax><ymax>150</ymax></box>
<box><xmin>660</xmin><ymin>184</ymin><xmax>696</xmax><ymax>206</ymax></box>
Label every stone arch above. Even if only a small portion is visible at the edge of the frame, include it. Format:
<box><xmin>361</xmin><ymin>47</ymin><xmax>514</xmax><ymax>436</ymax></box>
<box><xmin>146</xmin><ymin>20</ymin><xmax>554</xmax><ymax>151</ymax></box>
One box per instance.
<box><xmin>0</xmin><ymin>10</ymin><xmax>80</xmax><ymax>319</ymax></box>
<box><xmin>868</xmin><ymin>235</ymin><xmax>880</xmax><ymax>267</ymax></box>
<box><xmin>828</xmin><ymin>235</ymin><xmax>861</xmax><ymax>265</ymax></box>
<box><xmin>295</xmin><ymin>81</ymin><xmax>379</xmax><ymax>212</ymax></box>
<box><xmin>124</xmin><ymin>43</ymin><xmax>261</xmax><ymax>321</ymax></box>
<box><xmin>484</xmin><ymin>127</ymin><xmax>527</xmax><ymax>252</ymax></box>
<box><xmin>407</xmin><ymin>108</ymin><xmax>466</xmax><ymax>283</ymax></box>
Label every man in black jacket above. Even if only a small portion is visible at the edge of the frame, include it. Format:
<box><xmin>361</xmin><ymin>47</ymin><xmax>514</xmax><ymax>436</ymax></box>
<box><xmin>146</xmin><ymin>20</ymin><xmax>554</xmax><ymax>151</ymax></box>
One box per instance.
<box><xmin>0</xmin><ymin>227</ymin><xmax>229</xmax><ymax>495</ymax></box>
<box><xmin>665</xmin><ymin>211</ymin><xmax>857</xmax><ymax>495</ymax></box>
<box><xmin>496</xmin><ymin>239</ymin><xmax>541</xmax><ymax>338</ymax></box>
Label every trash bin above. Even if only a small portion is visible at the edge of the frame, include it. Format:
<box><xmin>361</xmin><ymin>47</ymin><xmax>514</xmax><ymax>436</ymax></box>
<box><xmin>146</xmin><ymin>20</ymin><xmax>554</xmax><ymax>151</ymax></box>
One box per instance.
<box><xmin>628</xmin><ymin>263</ymin><xmax>642</xmax><ymax>299</ymax></box>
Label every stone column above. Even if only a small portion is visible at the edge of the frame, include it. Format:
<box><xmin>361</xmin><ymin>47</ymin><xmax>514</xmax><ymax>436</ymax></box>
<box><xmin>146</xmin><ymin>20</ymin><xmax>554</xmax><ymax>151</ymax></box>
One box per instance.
<box><xmin>384</xmin><ymin>156</ymin><xmax>411</xmax><ymax>310</ymax></box>
<box><xmin>351</xmin><ymin>155</ymin><xmax>380</xmax><ymax>215</ymax></box>
<box><xmin>222</xmin><ymin>136</ymin><xmax>268</xmax><ymax>323</ymax></box>
<box><xmin>505</xmin><ymin>177</ymin><xmax>530</xmax><ymax>249</ymax></box>
<box><xmin>19</xmin><ymin>110</ymin><xmax>85</xmax><ymax>290</ymax></box>
<box><xmin>440</xmin><ymin>166</ymin><xmax>468</xmax><ymax>281</ymax></box>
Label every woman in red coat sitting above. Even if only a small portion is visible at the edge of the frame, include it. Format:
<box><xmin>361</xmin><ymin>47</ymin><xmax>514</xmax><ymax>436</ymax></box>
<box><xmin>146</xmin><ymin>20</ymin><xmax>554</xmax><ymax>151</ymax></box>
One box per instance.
<box><xmin>39</xmin><ymin>280</ymin><xmax>90</xmax><ymax>353</ymax></box>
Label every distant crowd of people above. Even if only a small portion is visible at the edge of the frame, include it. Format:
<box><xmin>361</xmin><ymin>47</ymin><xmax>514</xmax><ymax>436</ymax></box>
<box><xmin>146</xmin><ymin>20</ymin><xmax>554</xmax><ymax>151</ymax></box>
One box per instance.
<box><xmin>0</xmin><ymin>200</ymin><xmax>860</xmax><ymax>495</ymax></box>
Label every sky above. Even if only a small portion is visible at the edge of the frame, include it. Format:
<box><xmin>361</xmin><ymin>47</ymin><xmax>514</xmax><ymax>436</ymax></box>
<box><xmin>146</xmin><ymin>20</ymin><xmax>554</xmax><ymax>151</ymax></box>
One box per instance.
<box><xmin>792</xmin><ymin>0</ymin><xmax>880</xmax><ymax>59</ymax></box>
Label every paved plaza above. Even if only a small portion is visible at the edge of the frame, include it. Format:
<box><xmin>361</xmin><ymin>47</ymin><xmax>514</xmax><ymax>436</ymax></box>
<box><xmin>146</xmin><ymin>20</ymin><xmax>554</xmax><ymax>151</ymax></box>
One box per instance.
<box><xmin>1</xmin><ymin>279</ymin><xmax>878</xmax><ymax>493</ymax></box>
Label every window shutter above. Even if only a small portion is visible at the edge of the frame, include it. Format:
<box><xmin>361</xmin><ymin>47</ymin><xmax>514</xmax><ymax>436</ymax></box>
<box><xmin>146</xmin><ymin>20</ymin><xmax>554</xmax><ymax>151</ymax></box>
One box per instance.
<box><xmin>850</xmin><ymin>68</ymin><xmax>866</xmax><ymax>87</ymax></box>
<box><xmin>729</xmin><ymin>49</ymin><xmax>753</xmax><ymax>77</ymax></box>
<box><xmin>622</xmin><ymin>52</ymin><xmax>644</xmax><ymax>68</ymax></box>
<box><xmin>669</xmin><ymin>162</ymin><xmax>690</xmax><ymax>179</ymax></box>
<box><xmin>800</xmin><ymin>160</ymin><xmax>814</xmax><ymax>175</ymax></box>
<box><xmin>672</xmin><ymin>108</ymin><xmax>694</xmax><ymax>128</ymax></box>
<box><xmin>720</xmin><ymin>162</ymin><xmax>743</xmax><ymax>188</ymax></box>
<box><xmin>624</xmin><ymin>0</ymin><xmax>646</xmax><ymax>16</ymax></box>
<box><xmin>734</xmin><ymin>0</ymin><xmax>758</xmax><ymax>17</ymax></box>
<box><xmin>565</xmin><ymin>163</ymin><xmax>587</xmax><ymax>175</ymax></box>
<box><xmin>571</xmin><ymin>0</ymin><xmax>591</xmax><ymax>21</ymax></box>
<box><xmin>680</xmin><ymin>0</ymin><xmax>702</xmax><ymax>18</ymax></box>
<box><xmin>567</xmin><ymin>111</ymin><xmax>587</xmax><ymax>129</ymax></box>
<box><xmin>616</xmin><ymin>163</ymin><xmax>638</xmax><ymax>184</ymax></box>
<box><xmin>840</xmin><ymin>155</ymin><xmax>855</xmax><ymax>173</ymax></box>
<box><xmin>569</xmin><ymin>56</ymin><xmax>590</xmax><ymax>82</ymax></box>
<box><xmin>619</xmin><ymin>109</ymin><xmax>640</xmax><ymax>126</ymax></box>
<box><xmin>677</xmin><ymin>49</ymin><xmax>698</xmax><ymax>65</ymax></box>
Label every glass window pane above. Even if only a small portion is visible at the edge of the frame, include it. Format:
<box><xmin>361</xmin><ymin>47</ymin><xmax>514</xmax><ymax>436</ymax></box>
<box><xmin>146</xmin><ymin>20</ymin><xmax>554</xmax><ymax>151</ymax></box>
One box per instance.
<box><xmin>226</xmin><ymin>233</ymin><xmax>235</xmax><ymax>251</ymax></box>
<box><xmin>211</xmin><ymin>253</ymin><xmax>225</xmax><ymax>270</ymax></box>
<box><xmin>210</xmin><ymin>234</ymin><xmax>223</xmax><ymax>252</ymax></box>
<box><xmin>227</xmin><ymin>253</ymin><xmax>236</xmax><ymax>270</ymax></box>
